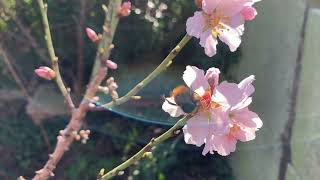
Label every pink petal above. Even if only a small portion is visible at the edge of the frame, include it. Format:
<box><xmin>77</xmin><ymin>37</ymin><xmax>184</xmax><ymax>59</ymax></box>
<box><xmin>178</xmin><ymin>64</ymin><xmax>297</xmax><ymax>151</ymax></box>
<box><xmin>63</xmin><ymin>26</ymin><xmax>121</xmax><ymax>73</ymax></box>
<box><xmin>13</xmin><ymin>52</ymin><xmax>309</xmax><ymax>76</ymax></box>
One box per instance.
<box><xmin>212</xmin><ymin>135</ymin><xmax>237</xmax><ymax>156</ymax></box>
<box><xmin>205</xmin><ymin>67</ymin><xmax>220</xmax><ymax>90</ymax></box>
<box><xmin>183</xmin><ymin>112</ymin><xmax>211</xmax><ymax>146</ymax></box>
<box><xmin>229</xmin><ymin>13</ymin><xmax>245</xmax><ymax>35</ymax></box>
<box><xmin>202</xmin><ymin>135</ymin><xmax>215</xmax><ymax>155</ymax></box>
<box><xmin>199</xmin><ymin>30</ymin><xmax>218</xmax><ymax>57</ymax></box>
<box><xmin>241</xmin><ymin>6</ymin><xmax>257</xmax><ymax>21</ymax></box>
<box><xmin>218</xmin><ymin>27</ymin><xmax>242</xmax><ymax>52</ymax></box>
<box><xmin>232</xmin><ymin>97</ymin><xmax>252</xmax><ymax>111</ymax></box>
<box><xmin>216</xmin><ymin>0</ymin><xmax>249</xmax><ymax>17</ymax></box>
<box><xmin>202</xmin><ymin>0</ymin><xmax>221</xmax><ymax>14</ymax></box>
<box><xmin>210</xmin><ymin>108</ymin><xmax>231</xmax><ymax>135</ymax></box>
<box><xmin>186</xmin><ymin>11</ymin><xmax>206</xmax><ymax>38</ymax></box>
<box><xmin>233</xmin><ymin>108</ymin><xmax>263</xmax><ymax>129</ymax></box>
<box><xmin>162</xmin><ymin>97</ymin><xmax>186</xmax><ymax>117</ymax></box>
<box><xmin>212</xmin><ymin>81</ymin><xmax>243</xmax><ymax>108</ymax></box>
<box><xmin>238</xmin><ymin>75</ymin><xmax>255</xmax><ymax>97</ymax></box>
<box><xmin>233</xmin><ymin>126</ymin><xmax>256</xmax><ymax>142</ymax></box>
<box><xmin>183</xmin><ymin>66</ymin><xmax>210</xmax><ymax>96</ymax></box>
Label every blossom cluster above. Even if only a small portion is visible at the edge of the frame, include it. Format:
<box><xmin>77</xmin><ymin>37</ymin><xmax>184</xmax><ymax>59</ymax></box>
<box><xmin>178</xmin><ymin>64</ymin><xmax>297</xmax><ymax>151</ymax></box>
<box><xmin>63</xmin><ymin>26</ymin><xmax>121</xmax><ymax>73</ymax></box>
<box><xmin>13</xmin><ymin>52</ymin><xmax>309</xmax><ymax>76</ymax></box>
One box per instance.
<box><xmin>162</xmin><ymin>0</ymin><xmax>262</xmax><ymax>156</ymax></box>
<box><xmin>163</xmin><ymin>66</ymin><xmax>262</xmax><ymax>156</ymax></box>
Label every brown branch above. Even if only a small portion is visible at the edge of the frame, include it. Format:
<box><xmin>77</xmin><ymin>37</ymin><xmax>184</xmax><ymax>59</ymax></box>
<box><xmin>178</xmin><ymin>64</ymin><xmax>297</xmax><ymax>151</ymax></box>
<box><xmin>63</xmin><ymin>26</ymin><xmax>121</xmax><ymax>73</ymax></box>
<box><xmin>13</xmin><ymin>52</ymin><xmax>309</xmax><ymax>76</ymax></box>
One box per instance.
<box><xmin>32</xmin><ymin>63</ymin><xmax>109</xmax><ymax>180</ymax></box>
<box><xmin>31</xmin><ymin>0</ymin><xmax>122</xmax><ymax>179</ymax></box>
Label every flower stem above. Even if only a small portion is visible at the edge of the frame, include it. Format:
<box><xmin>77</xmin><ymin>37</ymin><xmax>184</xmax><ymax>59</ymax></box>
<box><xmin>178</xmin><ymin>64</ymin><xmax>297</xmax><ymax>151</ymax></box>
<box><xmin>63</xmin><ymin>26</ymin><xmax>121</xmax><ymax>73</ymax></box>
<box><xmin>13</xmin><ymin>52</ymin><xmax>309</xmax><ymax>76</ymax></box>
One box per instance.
<box><xmin>36</xmin><ymin>0</ymin><xmax>75</xmax><ymax>110</ymax></box>
<box><xmin>98</xmin><ymin>114</ymin><xmax>191</xmax><ymax>180</ymax></box>
<box><xmin>102</xmin><ymin>34</ymin><xmax>192</xmax><ymax>109</ymax></box>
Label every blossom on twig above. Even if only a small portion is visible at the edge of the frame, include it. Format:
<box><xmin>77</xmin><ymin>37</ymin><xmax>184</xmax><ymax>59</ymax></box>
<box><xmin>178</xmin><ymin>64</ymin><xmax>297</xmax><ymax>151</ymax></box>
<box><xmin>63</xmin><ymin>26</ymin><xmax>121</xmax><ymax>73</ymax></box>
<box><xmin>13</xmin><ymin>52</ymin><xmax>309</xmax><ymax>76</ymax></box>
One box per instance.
<box><xmin>162</xmin><ymin>66</ymin><xmax>262</xmax><ymax>156</ymax></box>
<box><xmin>186</xmin><ymin>0</ymin><xmax>261</xmax><ymax>57</ymax></box>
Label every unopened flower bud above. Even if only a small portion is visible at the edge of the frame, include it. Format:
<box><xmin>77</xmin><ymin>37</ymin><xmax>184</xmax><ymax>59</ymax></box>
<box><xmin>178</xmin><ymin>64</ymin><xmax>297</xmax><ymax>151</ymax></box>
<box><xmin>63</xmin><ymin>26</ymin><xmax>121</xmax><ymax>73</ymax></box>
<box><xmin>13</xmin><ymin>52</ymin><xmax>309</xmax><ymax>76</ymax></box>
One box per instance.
<box><xmin>109</xmin><ymin>83</ymin><xmax>118</xmax><ymax>91</ymax></box>
<box><xmin>35</xmin><ymin>66</ymin><xmax>56</xmax><ymax>80</ymax></box>
<box><xmin>194</xmin><ymin>0</ymin><xmax>203</xmax><ymax>8</ymax></box>
<box><xmin>241</xmin><ymin>6</ymin><xmax>257</xmax><ymax>21</ymax></box>
<box><xmin>106</xmin><ymin>60</ymin><xmax>118</xmax><ymax>70</ymax></box>
<box><xmin>118</xmin><ymin>2</ymin><xmax>131</xmax><ymax>17</ymax></box>
<box><xmin>107</xmin><ymin>77</ymin><xmax>114</xmax><ymax>84</ymax></box>
<box><xmin>86</xmin><ymin>27</ymin><xmax>99</xmax><ymax>42</ymax></box>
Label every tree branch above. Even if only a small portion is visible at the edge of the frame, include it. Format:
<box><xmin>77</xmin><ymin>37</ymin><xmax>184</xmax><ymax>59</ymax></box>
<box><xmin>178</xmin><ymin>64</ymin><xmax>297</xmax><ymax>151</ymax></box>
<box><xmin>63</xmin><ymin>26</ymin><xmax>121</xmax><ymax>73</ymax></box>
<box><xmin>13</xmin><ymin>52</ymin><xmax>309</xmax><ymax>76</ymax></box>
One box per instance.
<box><xmin>102</xmin><ymin>34</ymin><xmax>191</xmax><ymax>109</ymax></box>
<box><xmin>31</xmin><ymin>0</ymin><xmax>122</xmax><ymax>179</ymax></box>
<box><xmin>98</xmin><ymin>114</ymin><xmax>192</xmax><ymax>180</ymax></box>
<box><xmin>36</xmin><ymin>0</ymin><xmax>75</xmax><ymax>111</ymax></box>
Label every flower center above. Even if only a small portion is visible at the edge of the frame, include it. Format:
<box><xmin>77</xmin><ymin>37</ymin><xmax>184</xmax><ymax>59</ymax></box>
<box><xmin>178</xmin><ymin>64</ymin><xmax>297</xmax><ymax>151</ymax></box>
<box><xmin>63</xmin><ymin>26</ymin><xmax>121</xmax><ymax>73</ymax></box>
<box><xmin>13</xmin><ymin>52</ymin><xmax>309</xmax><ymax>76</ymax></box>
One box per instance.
<box><xmin>203</xmin><ymin>10</ymin><xmax>231</xmax><ymax>37</ymax></box>
<box><xmin>199</xmin><ymin>90</ymin><xmax>212</xmax><ymax>110</ymax></box>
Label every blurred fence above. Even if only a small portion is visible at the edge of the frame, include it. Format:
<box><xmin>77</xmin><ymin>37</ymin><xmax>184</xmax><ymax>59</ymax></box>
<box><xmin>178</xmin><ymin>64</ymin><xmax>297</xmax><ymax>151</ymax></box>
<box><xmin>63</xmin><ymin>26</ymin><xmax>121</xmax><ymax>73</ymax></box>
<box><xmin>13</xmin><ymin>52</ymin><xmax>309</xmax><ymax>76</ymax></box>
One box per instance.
<box><xmin>229</xmin><ymin>0</ymin><xmax>320</xmax><ymax>179</ymax></box>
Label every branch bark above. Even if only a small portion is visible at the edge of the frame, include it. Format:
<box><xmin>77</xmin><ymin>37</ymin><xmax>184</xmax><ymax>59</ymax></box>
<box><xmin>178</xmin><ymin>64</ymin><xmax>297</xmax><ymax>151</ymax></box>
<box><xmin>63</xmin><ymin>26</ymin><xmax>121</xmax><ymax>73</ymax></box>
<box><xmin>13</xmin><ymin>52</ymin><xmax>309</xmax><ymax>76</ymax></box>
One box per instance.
<box><xmin>31</xmin><ymin>0</ymin><xmax>122</xmax><ymax>179</ymax></box>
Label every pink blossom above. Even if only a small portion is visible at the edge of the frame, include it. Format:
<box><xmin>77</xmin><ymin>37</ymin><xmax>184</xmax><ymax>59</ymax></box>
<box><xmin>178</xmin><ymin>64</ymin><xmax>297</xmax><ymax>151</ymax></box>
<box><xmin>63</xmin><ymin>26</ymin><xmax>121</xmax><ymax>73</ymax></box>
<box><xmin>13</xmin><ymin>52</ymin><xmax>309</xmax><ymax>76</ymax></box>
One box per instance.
<box><xmin>34</xmin><ymin>66</ymin><xmax>56</xmax><ymax>80</ymax></box>
<box><xmin>118</xmin><ymin>1</ymin><xmax>132</xmax><ymax>17</ymax></box>
<box><xmin>200</xmin><ymin>75</ymin><xmax>262</xmax><ymax>156</ymax></box>
<box><xmin>86</xmin><ymin>27</ymin><xmax>99</xmax><ymax>42</ymax></box>
<box><xmin>162</xmin><ymin>66</ymin><xmax>262</xmax><ymax>156</ymax></box>
<box><xmin>186</xmin><ymin>0</ymin><xmax>261</xmax><ymax>57</ymax></box>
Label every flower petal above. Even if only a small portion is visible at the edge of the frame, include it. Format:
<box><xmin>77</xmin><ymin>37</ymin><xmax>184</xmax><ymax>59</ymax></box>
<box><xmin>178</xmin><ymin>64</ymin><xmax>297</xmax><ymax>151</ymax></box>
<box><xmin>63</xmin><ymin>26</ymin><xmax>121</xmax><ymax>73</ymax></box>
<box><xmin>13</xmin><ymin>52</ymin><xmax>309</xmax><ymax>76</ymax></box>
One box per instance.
<box><xmin>238</xmin><ymin>75</ymin><xmax>255</xmax><ymax>99</ymax></box>
<box><xmin>229</xmin><ymin>13</ymin><xmax>245</xmax><ymax>35</ymax></box>
<box><xmin>233</xmin><ymin>108</ymin><xmax>263</xmax><ymax>129</ymax></box>
<box><xmin>202</xmin><ymin>0</ymin><xmax>222</xmax><ymax>14</ymax></box>
<box><xmin>233</xmin><ymin>126</ymin><xmax>256</xmax><ymax>142</ymax></box>
<box><xmin>162</xmin><ymin>97</ymin><xmax>186</xmax><ymax>117</ymax></box>
<box><xmin>212</xmin><ymin>81</ymin><xmax>243</xmax><ymax>108</ymax></box>
<box><xmin>210</xmin><ymin>108</ymin><xmax>231</xmax><ymax>135</ymax></box>
<box><xmin>183</xmin><ymin>112</ymin><xmax>211</xmax><ymax>146</ymax></box>
<box><xmin>202</xmin><ymin>135</ymin><xmax>215</xmax><ymax>155</ymax></box>
<box><xmin>199</xmin><ymin>30</ymin><xmax>218</xmax><ymax>57</ymax></box>
<box><xmin>218</xmin><ymin>27</ymin><xmax>242</xmax><ymax>52</ymax></box>
<box><xmin>212</xmin><ymin>135</ymin><xmax>237</xmax><ymax>156</ymax></box>
<box><xmin>183</xmin><ymin>66</ymin><xmax>210</xmax><ymax>96</ymax></box>
<box><xmin>241</xmin><ymin>6</ymin><xmax>257</xmax><ymax>21</ymax></box>
<box><xmin>205</xmin><ymin>67</ymin><xmax>220</xmax><ymax>90</ymax></box>
<box><xmin>186</xmin><ymin>11</ymin><xmax>206</xmax><ymax>38</ymax></box>
<box><xmin>216</xmin><ymin>0</ymin><xmax>249</xmax><ymax>17</ymax></box>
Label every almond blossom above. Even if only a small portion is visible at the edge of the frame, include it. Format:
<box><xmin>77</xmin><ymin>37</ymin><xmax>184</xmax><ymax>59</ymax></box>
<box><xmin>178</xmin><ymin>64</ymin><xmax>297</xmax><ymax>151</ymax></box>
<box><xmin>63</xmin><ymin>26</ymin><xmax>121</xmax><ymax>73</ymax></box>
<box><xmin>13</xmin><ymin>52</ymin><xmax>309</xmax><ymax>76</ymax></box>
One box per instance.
<box><xmin>162</xmin><ymin>66</ymin><xmax>262</xmax><ymax>156</ymax></box>
<box><xmin>186</xmin><ymin>0</ymin><xmax>261</xmax><ymax>57</ymax></box>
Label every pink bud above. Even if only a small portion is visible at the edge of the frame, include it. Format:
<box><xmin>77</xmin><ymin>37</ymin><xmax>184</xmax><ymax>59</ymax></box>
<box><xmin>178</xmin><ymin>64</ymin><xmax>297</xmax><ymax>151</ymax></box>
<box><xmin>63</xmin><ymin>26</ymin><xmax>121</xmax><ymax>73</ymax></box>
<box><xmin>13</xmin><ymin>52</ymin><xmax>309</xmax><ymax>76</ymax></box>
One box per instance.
<box><xmin>118</xmin><ymin>2</ymin><xmax>131</xmax><ymax>17</ymax></box>
<box><xmin>241</xmin><ymin>6</ymin><xmax>257</xmax><ymax>21</ymax></box>
<box><xmin>86</xmin><ymin>27</ymin><xmax>99</xmax><ymax>42</ymax></box>
<box><xmin>34</xmin><ymin>66</ymin><xmax>56</xmax><ymax>80</ymax></box>
<box><xmin>106</xmin><ymin>60</ymin><xmax>118</xmax><ymax>70</ymax></box>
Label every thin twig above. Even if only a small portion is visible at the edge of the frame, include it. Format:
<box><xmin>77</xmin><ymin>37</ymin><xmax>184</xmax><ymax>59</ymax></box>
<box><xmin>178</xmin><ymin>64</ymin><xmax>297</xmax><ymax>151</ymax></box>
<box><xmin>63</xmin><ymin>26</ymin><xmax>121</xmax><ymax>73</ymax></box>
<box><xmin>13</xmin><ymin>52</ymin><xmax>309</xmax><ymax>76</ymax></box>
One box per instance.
<box><xmin>36</xmin><ymin>0</ymin><xmax>75</xmax><ymax>111</ymax></box>
<box><xmin>99</xmin><ymin>114</ymin><xmax>191</xmax><ymax>180</ymax></box>
<box><xmin>102</xmin><ymin>34</ymin><xmax>191</xmax><ymax>109</ymax></box>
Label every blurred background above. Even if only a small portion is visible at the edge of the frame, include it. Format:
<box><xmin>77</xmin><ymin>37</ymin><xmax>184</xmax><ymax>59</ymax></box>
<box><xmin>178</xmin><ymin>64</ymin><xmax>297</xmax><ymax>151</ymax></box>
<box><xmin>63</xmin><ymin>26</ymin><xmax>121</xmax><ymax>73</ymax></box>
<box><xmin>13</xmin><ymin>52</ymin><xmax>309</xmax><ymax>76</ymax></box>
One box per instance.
<box><xmin>1</xmin><ymin>0</ymin><xmax>319</xmax><ymax>180</ymax></box>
